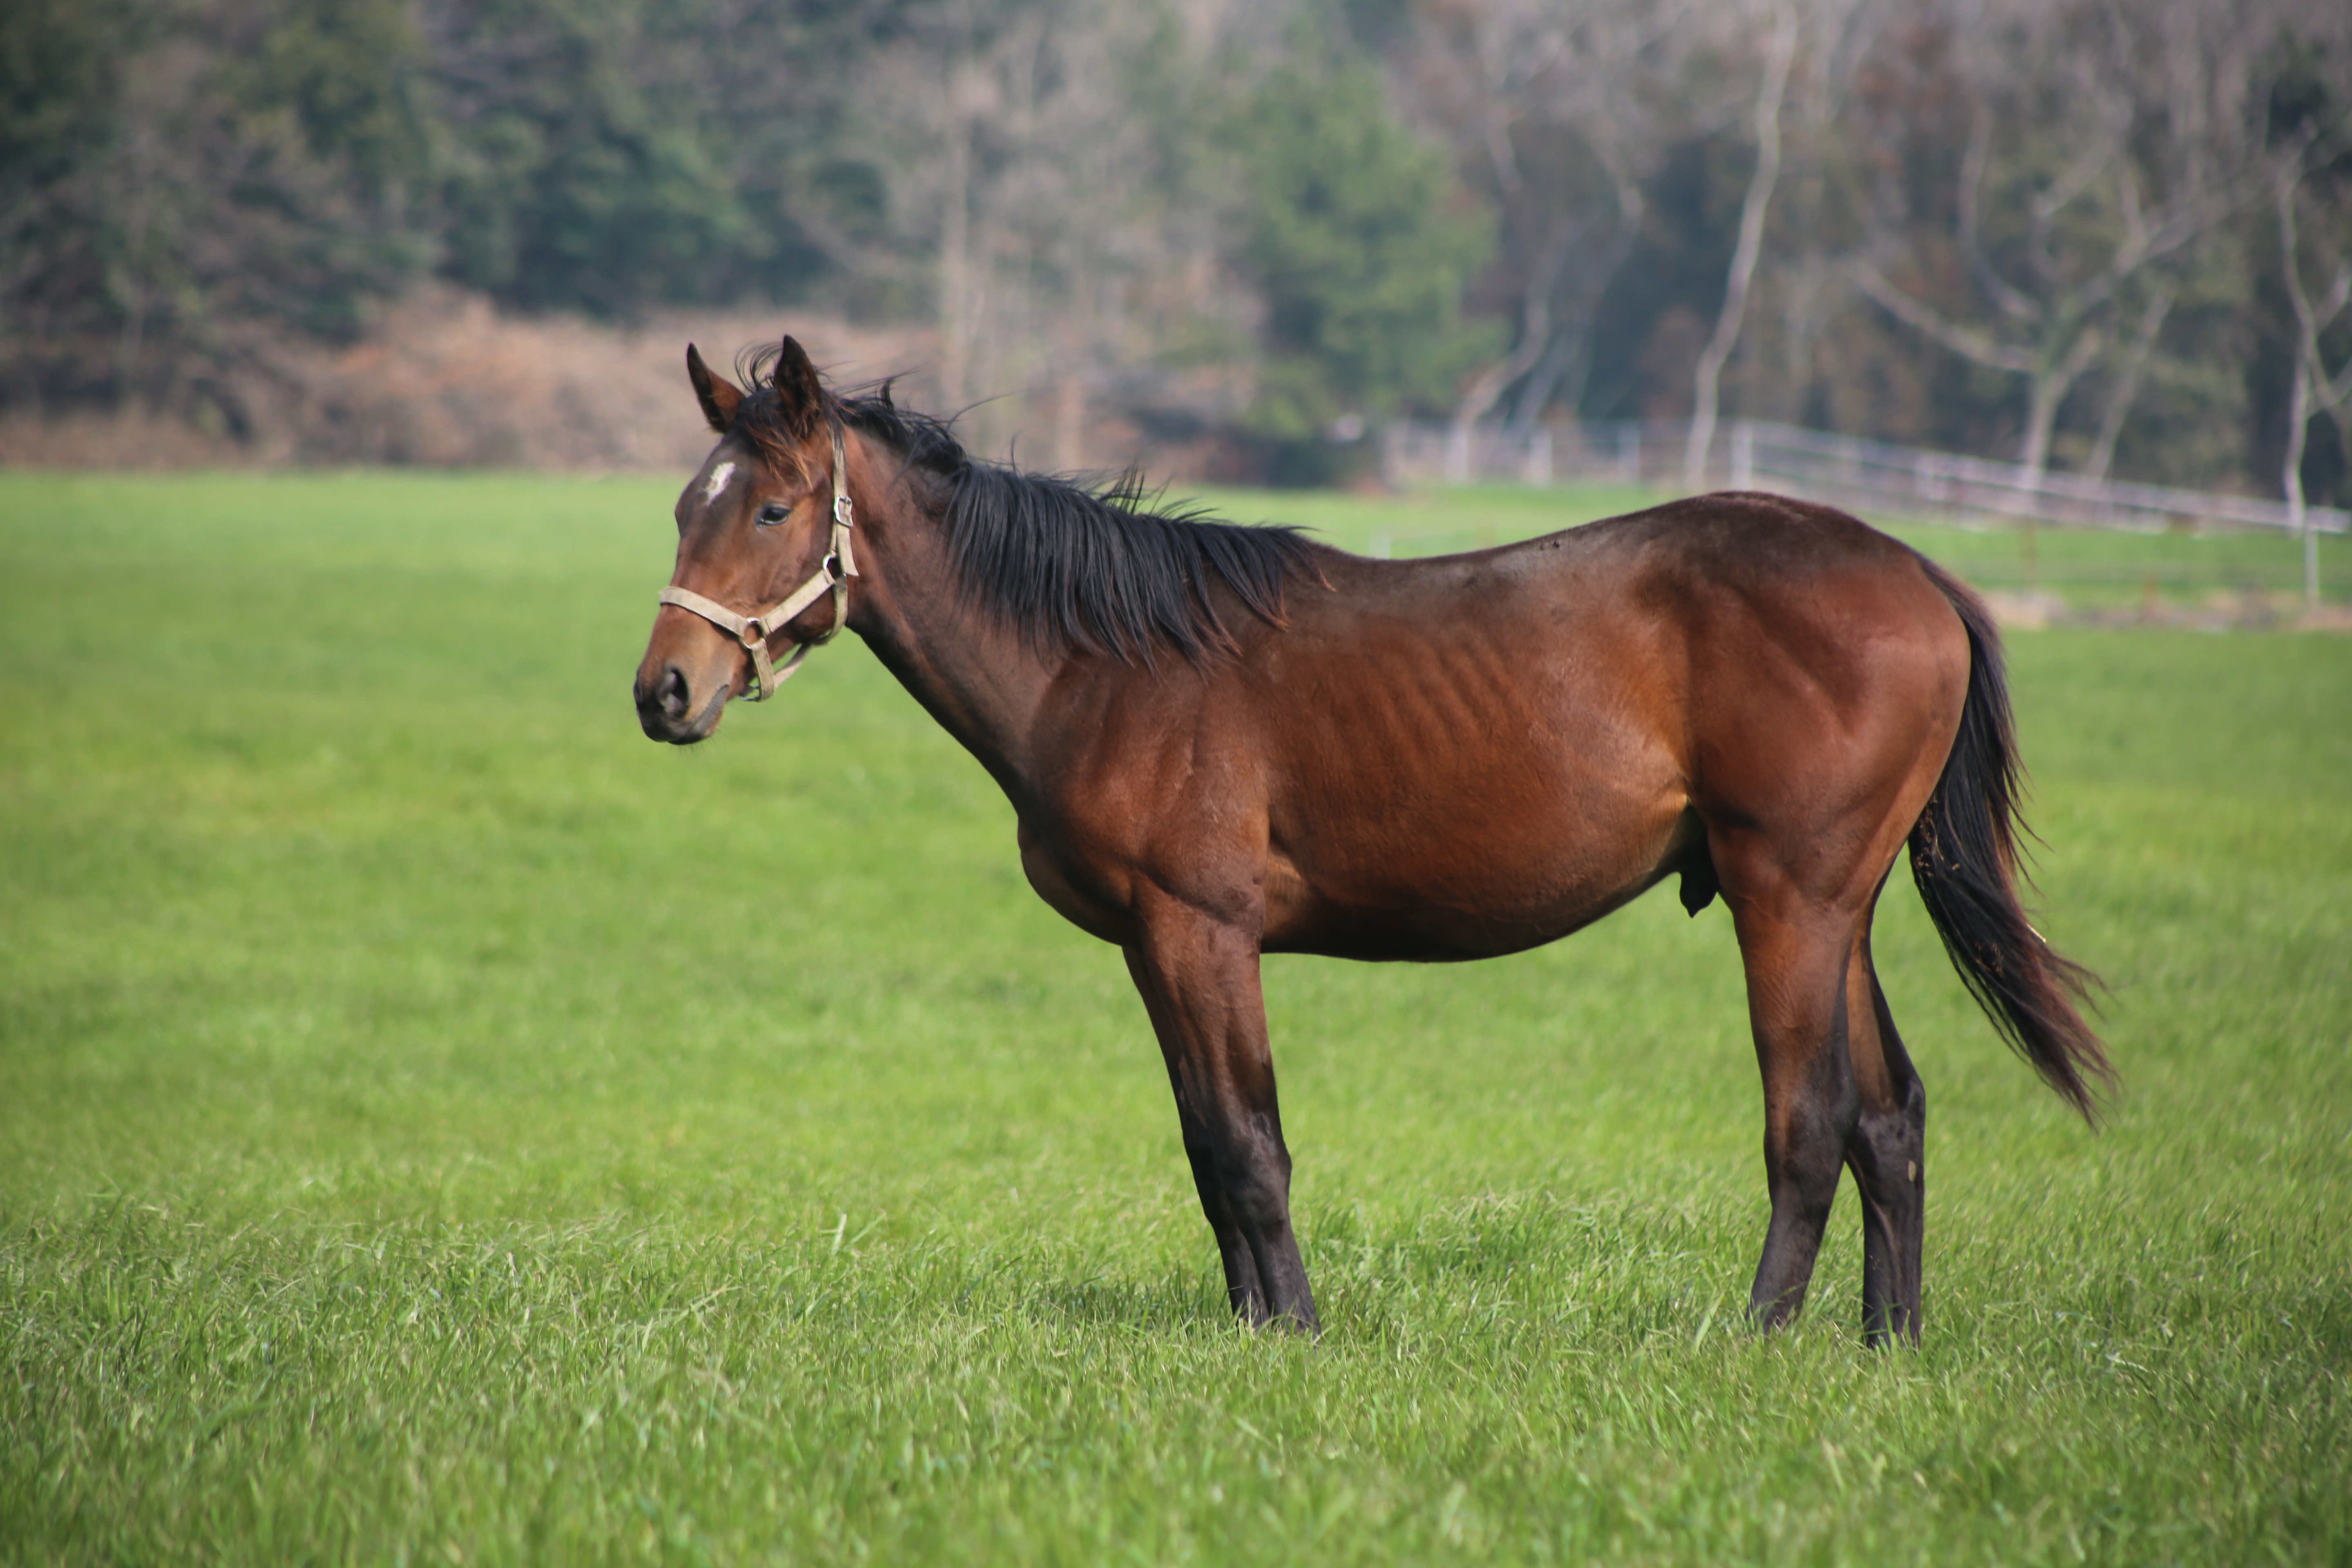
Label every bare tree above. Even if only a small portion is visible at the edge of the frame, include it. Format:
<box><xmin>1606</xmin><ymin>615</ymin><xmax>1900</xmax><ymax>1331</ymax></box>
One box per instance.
<box><xmin>1740</xmin><ymin>0</ymin><xmax>1888</xmax><ymax>430</ymax></box>
<box><xmin>2082</xmin><ymin>285</ymin><xmax>2173</xmax><ymax>482</ymax></box>
<box><xmin>1404</xmin><ymin>0</ymin><xmax>1695</xmax><ymax>457</ymax></box>
<box><xmin>1847</xmin><ymin>0</ymin><xmax>2283</xmax><ymax>481</ymax></box>
<box><xmin>863</xmin><ymin>0</ymin><xmax>1247</xmax><ymax>463</ymax></box>
<box><xmin>2278</xmin><ymin>148</ymin><xmax>2352</xmax><ymax>608</ymax></box>
<box><xmin>1684</xmin><ymin>3</ymin><xmax>1797</xmax><ymax>490</ymax></box>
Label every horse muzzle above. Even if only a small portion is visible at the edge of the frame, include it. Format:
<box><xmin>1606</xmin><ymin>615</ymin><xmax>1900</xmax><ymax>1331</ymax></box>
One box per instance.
<box><xmin>634</xmin><ymin>652</ymin><xmax>733</xmax><ymax>744</ymax></box>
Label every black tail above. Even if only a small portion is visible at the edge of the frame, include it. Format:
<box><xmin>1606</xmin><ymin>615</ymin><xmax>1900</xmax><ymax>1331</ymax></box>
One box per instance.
<box><xmin>1909</xmin><ymin>559</ymin><xmax>2114</xmax><ymax>1122</ymax></box>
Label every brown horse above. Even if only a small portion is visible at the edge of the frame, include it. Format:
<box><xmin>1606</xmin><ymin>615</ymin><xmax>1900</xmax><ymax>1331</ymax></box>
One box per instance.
<box><xmin>634</xmin><ymin>337</ymin><xmax>2111</xmax><ymax>1343</ymax></box>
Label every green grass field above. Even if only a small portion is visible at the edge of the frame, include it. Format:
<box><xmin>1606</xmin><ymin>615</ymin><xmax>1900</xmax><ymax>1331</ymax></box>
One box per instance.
<box><xmin>2</xmin><ymin>470</ymin><xmax>2348</xmax><ymax>1566</ymax></box>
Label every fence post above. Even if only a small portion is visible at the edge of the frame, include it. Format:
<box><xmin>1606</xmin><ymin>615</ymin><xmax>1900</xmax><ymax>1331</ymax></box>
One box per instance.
<box><xmin>2306</xmin><ymin>511</ymin><xmax>2320</xmax><ymax>614</ymax></box>
<box><xmin>1730</xmin><ymin>421</ymin><xmax>1755</xmax><ymax>490</ymax></box>
<box><xmin>1526</xmin><ymin>429</ymin><xmax>1552</xmax><ymax>486</ymax></box>
<box><xmin>1445</xmin><ymin>423</ymin><xmax>1471</xmax><ymax>485</ymax></box>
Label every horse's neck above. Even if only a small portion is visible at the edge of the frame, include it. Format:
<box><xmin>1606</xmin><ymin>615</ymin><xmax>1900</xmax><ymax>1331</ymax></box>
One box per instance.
<box><xmin>851</xmin><ymin>493</ymin><xmax>1060</xmax><ymax>794</ymax></box>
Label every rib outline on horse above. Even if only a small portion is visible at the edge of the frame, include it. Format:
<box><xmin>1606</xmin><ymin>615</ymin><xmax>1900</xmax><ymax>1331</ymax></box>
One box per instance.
<box><xmin>634</xmin><ymin>336</ymin><xmax>2111</xmax><ymax>1342</ymax></box>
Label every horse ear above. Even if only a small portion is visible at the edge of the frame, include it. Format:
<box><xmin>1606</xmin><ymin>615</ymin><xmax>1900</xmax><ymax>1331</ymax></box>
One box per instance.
<box><xmin>685</xmin><ymin>344</ymin><xmax>742</xmax><ymax>434</ymax></box>
<box><xmin>771</xmin><ymin>335</ymin><xmax>826</xmax><ymax>436</ymax></box>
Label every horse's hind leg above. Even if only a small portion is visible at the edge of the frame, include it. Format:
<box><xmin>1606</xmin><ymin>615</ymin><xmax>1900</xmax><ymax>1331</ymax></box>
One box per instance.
<box><xmin>1844</xmin><ymin>926</ymin><xmax>1926</xmax><ymax>1345</ymax></box>
<box><xmin>1719</xmin><ymin>842</ymin><xmax>1864</xmax><ymax>1330</ymax></box>
<box><xmin>1724</xmin><ymin>840</ymin><xmax>1927</xmax><ymax>1341</ymax></box>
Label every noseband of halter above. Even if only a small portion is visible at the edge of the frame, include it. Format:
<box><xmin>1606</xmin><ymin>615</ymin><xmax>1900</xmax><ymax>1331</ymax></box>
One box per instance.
<box><xmin>657</xmin><ymin>415</ymin><xmax>858</xmax><ymax>702</ymax></box>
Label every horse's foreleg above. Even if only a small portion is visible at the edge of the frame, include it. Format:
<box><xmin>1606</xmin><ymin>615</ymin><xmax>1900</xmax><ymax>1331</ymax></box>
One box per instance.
<box><xmin>1844</xmin><ymin>941</ymin><xmax>1926</xmax><ymax>1346</ymax></box>
<box><xmin>1123</xmin><ymin>909</ymin><xmax>1318</xmax><ymax>1334</ymax></box>
<box><xmin>1723</xmin><ymin>855</ymin><xmax>1862</xmax><ymax>1331</ymax></box>
<box><xmin>1158</xmin><ymin>1071</ymin><xmax>1266</xmax><ymax>1315</ymax></box>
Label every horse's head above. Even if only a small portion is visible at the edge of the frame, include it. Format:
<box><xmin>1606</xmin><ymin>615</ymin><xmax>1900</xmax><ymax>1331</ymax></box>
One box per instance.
<box><xmin>634</xmin><ymin>335</ymin><xmax>855</xmax><ymax>744</ymax></box>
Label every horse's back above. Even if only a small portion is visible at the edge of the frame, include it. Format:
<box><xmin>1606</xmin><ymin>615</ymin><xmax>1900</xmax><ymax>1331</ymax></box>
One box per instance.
<box><xmin>1282</xmin><ymin>490</ymin><xmax>1962</xmax><ymax>722</ymax></box>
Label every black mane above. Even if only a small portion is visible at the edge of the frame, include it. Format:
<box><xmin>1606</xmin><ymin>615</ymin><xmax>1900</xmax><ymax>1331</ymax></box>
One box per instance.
<box><xmin>940</xmin><ymin>460</ymin><xmax>1325</xmax><ymax>665</ymax></box>
<box><xmin>824</xmin><ymin>385</ymin><xmax>1316</xmax><ymax>666</ymax></box>
<box><xmin>727</xmin><ymin>345</ymin><xmax>1316</xmax><ymax>663</ymax></box>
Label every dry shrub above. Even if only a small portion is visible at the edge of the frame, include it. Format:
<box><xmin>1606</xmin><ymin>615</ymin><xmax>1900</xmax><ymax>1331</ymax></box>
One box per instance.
<box><xmin>0</xmin><ymin>288</ymin><xmax>940</xmax><ymax>474</ymax></box>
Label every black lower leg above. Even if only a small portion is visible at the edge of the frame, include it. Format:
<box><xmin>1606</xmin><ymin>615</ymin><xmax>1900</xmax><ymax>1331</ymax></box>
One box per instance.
<box><xmin>1749</xmin><ymin>1135</ymin><xmax>1846</xmax><ymax>1328</ymax></box>
<box><xmin>1749</xmin><ymin>968</ymin><xmax>1859</xmax><ymax>1330</ymax></box>
<box><xmin>1216</xmin><ymin>1142</ymin><xmax>1317</xmax><ymax>1334</ymax></box>
<box><xmin>1176</xmin><ymin>1116</ymin><xmax>1266</xmax><ymax>1318</ymax></box>
<box><xmin>1851</xmin><ymin>980</ymin><xmax>1925</xmax><ymax>1344</ymax></box>
<box><xmin>1849</xmin><ymin>1090</ymin><xmax>1924</xmax><ymax>1345</ymax></box>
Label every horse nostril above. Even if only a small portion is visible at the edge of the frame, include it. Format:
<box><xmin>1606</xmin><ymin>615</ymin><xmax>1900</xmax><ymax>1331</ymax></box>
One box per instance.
<box><xmin>657</xmin><ymin>664</ymin><xmax>692</xmax><ymax>722</ymax></box>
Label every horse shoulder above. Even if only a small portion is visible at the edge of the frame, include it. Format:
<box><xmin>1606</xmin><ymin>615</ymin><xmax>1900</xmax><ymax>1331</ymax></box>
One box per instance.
<box><xmin>1016</xmin><ymin>659</ymin><xmax>1276</xmax><ymax>943</ymax></box>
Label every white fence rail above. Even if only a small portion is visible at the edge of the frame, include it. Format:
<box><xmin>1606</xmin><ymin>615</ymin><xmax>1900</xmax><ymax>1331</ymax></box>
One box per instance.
<box><xmin>1382</xmin><ymin>418</ymin><xmax>2350</xmax><ymax>537</ymax></box>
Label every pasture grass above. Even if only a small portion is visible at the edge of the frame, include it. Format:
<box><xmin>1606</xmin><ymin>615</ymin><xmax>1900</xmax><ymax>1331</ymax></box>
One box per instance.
<box><xmin>2</xmin><ymin>470</ymin><xmax>2348</xmax><ymax>1565</ymax></box>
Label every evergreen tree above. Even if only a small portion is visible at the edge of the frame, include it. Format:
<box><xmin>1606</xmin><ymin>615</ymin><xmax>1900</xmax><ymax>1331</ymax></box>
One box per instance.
<box><xmin>1227</xmin><ymin>61</ymin><xmax>1494</xmax><ymax>455</ymax></box>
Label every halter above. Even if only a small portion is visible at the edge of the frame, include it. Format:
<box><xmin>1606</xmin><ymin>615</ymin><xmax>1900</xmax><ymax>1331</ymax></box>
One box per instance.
<box><xmin>657</xmin><ymin>415</ymin><xmax>858</xmax><ymax>701</ymax></box>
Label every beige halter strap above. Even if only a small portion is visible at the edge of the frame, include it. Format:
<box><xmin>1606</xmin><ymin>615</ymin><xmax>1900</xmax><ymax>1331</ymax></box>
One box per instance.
<box><xmin>658</xmin><ymin>417</ymin><xmax>859</xmax><ymax>702</ymax></box>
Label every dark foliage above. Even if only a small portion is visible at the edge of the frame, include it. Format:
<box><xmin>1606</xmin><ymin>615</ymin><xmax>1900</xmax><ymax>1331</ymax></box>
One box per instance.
<box><xmin>1225</xmin><ymin>60</ymin><xmax>1492</xmax><ymax>443</ymax></box>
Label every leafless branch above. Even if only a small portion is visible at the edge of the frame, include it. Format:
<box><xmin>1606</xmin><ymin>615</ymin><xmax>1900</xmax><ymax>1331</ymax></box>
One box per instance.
<box><xmin>1845</xmin><ymin>260</ymin><xmax>2037</xmax><ymax>373</ymax></box>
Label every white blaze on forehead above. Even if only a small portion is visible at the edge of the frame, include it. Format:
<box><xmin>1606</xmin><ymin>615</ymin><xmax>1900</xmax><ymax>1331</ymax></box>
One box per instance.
<box><xmin>701</xmin><ymin>461</ymin><xmax>737</xmax><ymax>503</ymax></box>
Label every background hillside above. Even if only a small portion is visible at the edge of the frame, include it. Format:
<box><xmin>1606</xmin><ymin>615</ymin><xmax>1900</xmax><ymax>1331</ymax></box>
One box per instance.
<box><xmin>4</xmin><ymin>0</ymin><xmax>2349</xmax><ymax>495</ymax></box>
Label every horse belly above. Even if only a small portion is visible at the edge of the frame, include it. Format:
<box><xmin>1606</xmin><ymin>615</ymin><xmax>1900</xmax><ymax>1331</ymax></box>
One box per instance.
<box><xmin>1261</xmin><ymin>765</ymin><xmax>1691</xmax><ymax>961</ymax></box>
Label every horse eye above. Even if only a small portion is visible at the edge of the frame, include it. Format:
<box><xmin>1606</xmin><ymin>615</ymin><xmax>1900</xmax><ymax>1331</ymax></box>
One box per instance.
<box><xmin>755</xmin><ymin>502</ymin><xmax>790</xmax><ymax>527</ymax></box>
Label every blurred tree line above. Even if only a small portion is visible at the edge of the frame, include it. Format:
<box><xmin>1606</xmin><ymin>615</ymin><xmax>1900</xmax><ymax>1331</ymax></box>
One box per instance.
<box><xmin>2</xmin><ymin>0</ymin><xmax>2348</xmax><ymax>495</ymax></box>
